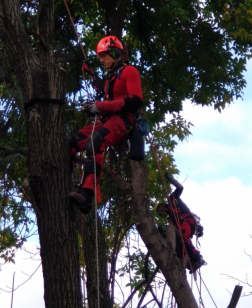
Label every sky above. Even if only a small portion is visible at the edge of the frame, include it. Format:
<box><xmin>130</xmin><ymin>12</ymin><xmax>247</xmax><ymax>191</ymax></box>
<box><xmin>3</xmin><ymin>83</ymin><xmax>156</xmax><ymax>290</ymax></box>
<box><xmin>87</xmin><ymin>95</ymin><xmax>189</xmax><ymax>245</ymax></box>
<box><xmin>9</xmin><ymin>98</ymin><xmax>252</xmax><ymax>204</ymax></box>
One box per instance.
<box><xmin>1</xmin><ymin>64</ymin><xmax>252</xmax><ymax>308</ymax></box>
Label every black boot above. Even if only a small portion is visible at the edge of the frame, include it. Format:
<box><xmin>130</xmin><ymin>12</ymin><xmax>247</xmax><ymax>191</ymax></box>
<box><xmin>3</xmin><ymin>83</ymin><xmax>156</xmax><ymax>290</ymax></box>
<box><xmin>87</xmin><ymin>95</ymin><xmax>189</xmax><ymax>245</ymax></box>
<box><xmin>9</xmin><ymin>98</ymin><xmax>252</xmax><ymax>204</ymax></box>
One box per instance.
<box><xmin>189</xmin><ymin>256</ymin><xmax>207</xmax><ymax>274</ymax></box>
<box><xmin>68</xmin><ymin>188</ymin><xmax>94</xmax><ymax>214</ymax></box>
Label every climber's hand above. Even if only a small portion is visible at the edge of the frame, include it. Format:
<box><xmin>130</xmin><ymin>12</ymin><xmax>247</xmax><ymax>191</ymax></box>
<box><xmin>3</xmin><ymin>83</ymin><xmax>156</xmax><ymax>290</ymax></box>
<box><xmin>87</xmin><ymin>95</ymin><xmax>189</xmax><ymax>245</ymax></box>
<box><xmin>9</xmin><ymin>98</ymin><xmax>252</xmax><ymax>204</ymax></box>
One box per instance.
<box><xmin>88</xmin><ymin>102</ymin><xmax>102</xmax><ymax>115</ymax></box>
<box><xmin>82</xmin><ymin>61</ymin><xmax>94</xmax><ymax>75</ymax></box>
<box><xmin>81</xmin><ymin>102</ymin><xmax>93</xmax><ymax>117</ymax></box>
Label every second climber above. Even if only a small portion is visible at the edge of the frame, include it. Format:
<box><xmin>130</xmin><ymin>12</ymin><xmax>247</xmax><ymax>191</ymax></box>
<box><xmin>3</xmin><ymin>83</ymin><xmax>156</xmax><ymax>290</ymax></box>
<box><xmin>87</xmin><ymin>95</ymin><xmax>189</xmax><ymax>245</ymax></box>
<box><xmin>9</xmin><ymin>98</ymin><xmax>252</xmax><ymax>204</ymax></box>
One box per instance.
<box><xmin>156</xmin><ymin>172</ymin><xmax>206</xmax><ymax>273</ymax></box>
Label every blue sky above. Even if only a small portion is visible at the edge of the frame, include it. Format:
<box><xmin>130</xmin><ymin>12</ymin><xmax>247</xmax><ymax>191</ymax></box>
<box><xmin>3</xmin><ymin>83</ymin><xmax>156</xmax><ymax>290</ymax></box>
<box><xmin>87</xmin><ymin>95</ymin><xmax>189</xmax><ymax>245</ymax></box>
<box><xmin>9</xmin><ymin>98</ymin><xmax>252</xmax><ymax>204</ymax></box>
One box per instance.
<box><xmin>174</xmin><ymin>95</ymin><xmax>252</xmax><ymax>185</ymax></box>
<box><xmin>1</xmin><ymin>60</ymin><xmax>252</xmax><ymax>307</ymax></box>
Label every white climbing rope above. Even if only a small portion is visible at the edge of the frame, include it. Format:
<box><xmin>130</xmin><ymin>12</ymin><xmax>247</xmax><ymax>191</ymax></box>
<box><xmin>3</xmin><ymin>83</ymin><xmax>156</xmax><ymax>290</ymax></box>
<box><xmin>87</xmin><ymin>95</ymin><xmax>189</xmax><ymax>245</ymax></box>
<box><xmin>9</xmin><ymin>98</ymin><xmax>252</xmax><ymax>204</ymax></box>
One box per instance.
<box><xmin>91</xmin><ymin>114</ymin><xmax>100</xmax><ymax>308</ymax></box>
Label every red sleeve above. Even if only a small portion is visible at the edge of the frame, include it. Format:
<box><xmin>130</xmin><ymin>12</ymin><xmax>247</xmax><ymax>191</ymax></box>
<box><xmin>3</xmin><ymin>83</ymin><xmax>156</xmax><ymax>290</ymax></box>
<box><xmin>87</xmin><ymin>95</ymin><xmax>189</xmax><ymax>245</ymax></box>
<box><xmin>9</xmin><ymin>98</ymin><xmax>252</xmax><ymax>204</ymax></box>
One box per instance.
<box><xmin>123</xmin><ymin>66</ymin><xmax>143</xmax><ymax>100</ymax></box>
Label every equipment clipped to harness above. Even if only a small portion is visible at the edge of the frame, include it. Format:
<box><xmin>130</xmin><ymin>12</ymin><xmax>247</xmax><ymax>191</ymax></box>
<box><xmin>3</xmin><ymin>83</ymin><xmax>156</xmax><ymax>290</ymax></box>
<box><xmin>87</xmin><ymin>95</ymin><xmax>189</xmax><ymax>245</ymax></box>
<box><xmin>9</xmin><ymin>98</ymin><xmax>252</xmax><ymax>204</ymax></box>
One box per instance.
<box><xmin>192</xmin><ymin>213</ymin><xmax>204</xmax><ymax>238</ymax></box>
<box><xmin>128</xmin><ymin>119</ymin><xmax>145</xmax><ymax>161</ymax></box>
<box><xmin>137</xmin><ymin>118</ymin><xmax>150</xmax><ymax>136</ymax></box>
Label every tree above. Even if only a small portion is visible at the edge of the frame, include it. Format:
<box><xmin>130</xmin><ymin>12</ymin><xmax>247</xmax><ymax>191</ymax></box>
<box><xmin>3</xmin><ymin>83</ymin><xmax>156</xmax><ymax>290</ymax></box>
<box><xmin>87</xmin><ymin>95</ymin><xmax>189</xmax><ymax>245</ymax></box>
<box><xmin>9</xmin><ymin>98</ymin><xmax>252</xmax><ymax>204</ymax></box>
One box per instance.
<box><xmin>0</xmin><ymin>0</ymin><xmax>252</xmax><ymax>307</ymax></box>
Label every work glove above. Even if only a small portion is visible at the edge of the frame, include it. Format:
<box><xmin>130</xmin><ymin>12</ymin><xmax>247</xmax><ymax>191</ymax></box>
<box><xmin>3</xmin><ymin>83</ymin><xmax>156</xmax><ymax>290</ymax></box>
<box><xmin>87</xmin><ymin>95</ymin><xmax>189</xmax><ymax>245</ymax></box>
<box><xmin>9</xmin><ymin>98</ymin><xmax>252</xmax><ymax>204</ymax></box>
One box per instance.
<box><xmin>82</xmin><ymin>61</ymin><xmax>94</xmax><ymax>75</ymax></box>
<box><xmin>88</xmin><ymin>102</ymin><xmax>102</xmax><ymax>115</ymax></box>
<box><xmin>81</xmin><ymin>102</ymin><xmax>93</xmax><ymax>117</ymax></box>
<box><xmin>81</xmin><ymin>102</ymin><xmax>90</xmax><ymax>112</ymax></box>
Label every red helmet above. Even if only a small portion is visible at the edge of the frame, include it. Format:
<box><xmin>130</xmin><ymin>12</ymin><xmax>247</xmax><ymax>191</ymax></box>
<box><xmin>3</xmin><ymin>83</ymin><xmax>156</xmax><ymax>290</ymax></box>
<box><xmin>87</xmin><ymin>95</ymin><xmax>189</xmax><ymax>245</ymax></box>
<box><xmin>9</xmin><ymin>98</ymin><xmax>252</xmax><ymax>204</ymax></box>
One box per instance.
<box><xmin>96</xmin><ymin>36</ymin><xmax>124</xmax><ymax>56</ymax></box>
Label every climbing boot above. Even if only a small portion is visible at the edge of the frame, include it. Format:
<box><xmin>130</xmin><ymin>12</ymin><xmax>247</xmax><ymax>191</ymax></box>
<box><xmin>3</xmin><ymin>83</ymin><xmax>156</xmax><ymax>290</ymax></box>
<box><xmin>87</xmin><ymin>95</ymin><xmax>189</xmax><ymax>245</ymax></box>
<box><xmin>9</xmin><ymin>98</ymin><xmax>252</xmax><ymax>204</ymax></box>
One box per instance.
<box><xmin>68</xmin><ymin>188</ymin><xmax>93</xmax><ymax>214</ymax></box>
<box><xmin>189</xmin><ymin>257</ymin><xmax>207</xmax><ymax>274</ymax></box>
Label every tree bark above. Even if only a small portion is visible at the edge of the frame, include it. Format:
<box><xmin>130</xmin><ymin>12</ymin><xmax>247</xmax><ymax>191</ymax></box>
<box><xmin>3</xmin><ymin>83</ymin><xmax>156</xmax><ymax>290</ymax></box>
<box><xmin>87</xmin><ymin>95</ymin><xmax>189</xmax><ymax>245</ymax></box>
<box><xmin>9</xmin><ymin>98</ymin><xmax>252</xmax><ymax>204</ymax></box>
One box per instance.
<box><xmin>26</xmin><ymin>99</ymin><xmax>82</xmax><ymax>308</ymax></box>
<box><xmin>227</xmin><ymin>285</ymin><xmax>243</xmax><ymax>308</ymax></box>
<box><xmin>82</xmin><ymin>209</ymin><xmax>112</xmax><ymax>308</ymax></box>
<box><xmin>104</xmin><ymin>0</ymin><xmax>131</xmax><ymax>39</ymax></box>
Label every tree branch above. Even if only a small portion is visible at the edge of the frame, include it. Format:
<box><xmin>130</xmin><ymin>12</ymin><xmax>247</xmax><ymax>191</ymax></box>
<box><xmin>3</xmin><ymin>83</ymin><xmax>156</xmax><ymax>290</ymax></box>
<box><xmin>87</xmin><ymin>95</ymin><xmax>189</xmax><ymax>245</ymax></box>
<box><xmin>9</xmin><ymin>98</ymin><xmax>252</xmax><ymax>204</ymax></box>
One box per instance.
<box><xmin>244</xmin><ymin>248</ymin><xmax>252</xmax><ymax>261</ymax></box>
<box><xmin>221</xmin><ymin>274</ymin><xmax>252</xmax><ymax>288</ymax></box>
<box><xmin>0</xmin><ymin>146</ymin><xmax>28</xmax><ymax>157</ymax></box>
<box><xmin>103</xmin><ymin>165</ymin><xmax>131</xmax><ymax>191</ymax></box>
<box><xmin>121</xmin><ymin>252</ymin><xmax>153</xmax><ymax>308</ymax></box>
<box><xmin>149</xmin><ymin>285</ymin><xmax>162</xmax><ymax>308</ymax></box>
<box><xmin>227</xmin><ymin>285</ymin><xmax>243</xmax><ymax>308</ymax></box>
<box><xmin>136</xmin><ymin>267</ymin><xmax>159</xmax><ymax>308</ymax></box>
<box><xmin>0</xmin><ymin>263</ymin><xmax>42</xmax><ymax>293</ymax></box>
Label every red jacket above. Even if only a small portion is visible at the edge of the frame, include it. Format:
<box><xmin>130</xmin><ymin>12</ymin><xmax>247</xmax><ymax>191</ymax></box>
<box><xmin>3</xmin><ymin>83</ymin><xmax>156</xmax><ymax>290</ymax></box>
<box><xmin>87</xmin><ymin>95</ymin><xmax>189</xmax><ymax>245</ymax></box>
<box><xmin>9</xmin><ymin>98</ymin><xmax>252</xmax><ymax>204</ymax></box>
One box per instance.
<box><xmin>95</xmin><ymin>65</ymin><xmax>143</xmax><ymax>122</ymax></box>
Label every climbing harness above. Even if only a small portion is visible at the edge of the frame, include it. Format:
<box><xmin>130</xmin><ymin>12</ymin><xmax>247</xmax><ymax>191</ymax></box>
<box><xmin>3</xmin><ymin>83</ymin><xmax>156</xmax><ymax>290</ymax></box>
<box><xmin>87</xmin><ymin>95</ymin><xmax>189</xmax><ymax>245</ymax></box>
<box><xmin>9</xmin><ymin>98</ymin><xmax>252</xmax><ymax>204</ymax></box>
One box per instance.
<box><xmin>103</xmin><ymin>61</ymin><xmax>128</xmax><ymax>100</ymax></box>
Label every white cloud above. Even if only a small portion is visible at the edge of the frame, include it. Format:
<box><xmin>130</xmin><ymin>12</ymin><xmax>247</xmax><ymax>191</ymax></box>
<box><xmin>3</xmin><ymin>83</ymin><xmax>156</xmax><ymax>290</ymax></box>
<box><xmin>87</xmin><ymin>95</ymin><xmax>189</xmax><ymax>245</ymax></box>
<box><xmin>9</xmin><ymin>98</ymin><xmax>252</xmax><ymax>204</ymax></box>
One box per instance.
<box><xmin>170</xmin><ymin>96</ymin><xmax>252</xmax><ymax>185</ymax></box>
<box><xmin>180</xmin><ymin>99</ymin><xmax>250</xmax><ymax>131</ymax></box>
<box><xmin>176</xmin><ymin>139</ymin><xmax>252</xmax><ymax>162</ymax></box>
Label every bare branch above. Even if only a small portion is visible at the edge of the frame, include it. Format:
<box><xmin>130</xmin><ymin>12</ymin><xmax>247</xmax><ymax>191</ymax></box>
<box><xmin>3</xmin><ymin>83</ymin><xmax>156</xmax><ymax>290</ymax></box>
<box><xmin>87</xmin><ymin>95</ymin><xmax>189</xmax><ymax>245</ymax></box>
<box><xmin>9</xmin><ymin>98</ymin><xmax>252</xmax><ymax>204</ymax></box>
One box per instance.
<box><xmin>244</xmin><ymin>249</ymin><xmax>252</xmax><ymax>261</ymax></box>
<box><xmin>0</xmin><ymin>263</ymin><xmax>41</xmax><ymax>293</ymax></box>
<box><xmin>221</xmin><ymin>274</ymin><xmax>252</xmax><ymax>288</ymax></box>
<box><xmin>115</xmin><ymin>279</ymin><xmax>124</xmax><ymax>304</ymax></box>
<box><xmin>227</xmin><ymin>285</ymin><xmax>243</xmax><ymax>308</ymax></box>
<box><xmin>149</xmin><ymin>285</ymin><xmax>162</xmax><ymax>308</ymax></box>
<box><xmin>136</xmin><ymin>267</ymin><xmax>159</xmax><ymax>308</ymax></box>
<box><xmin>140</xmin><ymin>299</ymin><xmax>155</xmax><ymax>308</ymax></box>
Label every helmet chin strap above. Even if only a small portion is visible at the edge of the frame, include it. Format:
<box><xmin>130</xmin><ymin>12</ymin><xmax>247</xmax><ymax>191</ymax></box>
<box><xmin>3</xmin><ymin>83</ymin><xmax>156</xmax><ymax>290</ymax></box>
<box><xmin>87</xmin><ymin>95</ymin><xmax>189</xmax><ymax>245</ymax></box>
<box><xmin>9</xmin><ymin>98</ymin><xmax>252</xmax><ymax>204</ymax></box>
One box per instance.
<box><xmin>108</xmin><ymin>51</ymin><xmax>116</xmax><ymax>59</ymax></box>
<box><xmin>108</xmin><ymin>56</ymin><xmax>121</xmax><ymax>70</ymax></box>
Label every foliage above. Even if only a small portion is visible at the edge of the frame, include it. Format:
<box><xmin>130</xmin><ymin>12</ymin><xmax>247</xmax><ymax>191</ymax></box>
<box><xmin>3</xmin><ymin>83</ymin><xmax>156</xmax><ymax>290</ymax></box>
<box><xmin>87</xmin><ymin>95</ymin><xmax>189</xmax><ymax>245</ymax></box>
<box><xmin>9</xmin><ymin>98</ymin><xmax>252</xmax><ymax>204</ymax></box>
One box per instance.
<box><xmin>119</xmin><ymin>249</ymin><xmax>156</xmax><ymax>297</ymax></box>
<box><xmin>0</xmin><ymin>43</ymin><xmax>36</xmax><ymax>263</ymax></box>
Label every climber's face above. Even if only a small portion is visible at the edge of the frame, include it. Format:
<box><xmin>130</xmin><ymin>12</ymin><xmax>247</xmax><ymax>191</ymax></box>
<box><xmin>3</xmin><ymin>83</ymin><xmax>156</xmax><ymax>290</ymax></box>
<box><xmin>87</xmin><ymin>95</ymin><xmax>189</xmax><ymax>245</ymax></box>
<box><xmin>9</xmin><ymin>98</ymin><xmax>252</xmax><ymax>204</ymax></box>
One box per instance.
<box><xmin>99</xmin><ymin>52</ymin><xmax>114</xmax><ymax>69</ymax></box>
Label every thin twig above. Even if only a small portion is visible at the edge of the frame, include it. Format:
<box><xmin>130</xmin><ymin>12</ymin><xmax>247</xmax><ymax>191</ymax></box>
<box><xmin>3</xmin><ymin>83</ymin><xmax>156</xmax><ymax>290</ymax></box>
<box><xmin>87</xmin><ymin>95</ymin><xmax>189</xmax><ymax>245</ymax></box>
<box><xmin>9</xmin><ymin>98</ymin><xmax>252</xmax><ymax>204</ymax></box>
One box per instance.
<box><xmin>0</xmin><ymin>263</ymin><xmax>41</xmax><ymax>293</ymax></box>
<box><xmin>221</xmin><ymin>274</ymin><xmax>252</xmax><ymax>288</ymax></box>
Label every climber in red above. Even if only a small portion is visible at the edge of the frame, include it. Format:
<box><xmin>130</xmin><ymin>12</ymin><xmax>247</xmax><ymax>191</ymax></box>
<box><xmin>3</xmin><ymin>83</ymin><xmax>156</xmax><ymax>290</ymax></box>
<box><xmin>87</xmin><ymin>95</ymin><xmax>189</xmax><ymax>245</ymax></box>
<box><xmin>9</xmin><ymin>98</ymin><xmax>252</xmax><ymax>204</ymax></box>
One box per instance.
<box><xmin>68</xmin><ymin>36</ymin><xmax>143</xmax><ymax>214</ymax></box>
<box><xmin>156</xmin><ymin>172</ymin><xmax>206</xmax><ymax>273</ymax></box>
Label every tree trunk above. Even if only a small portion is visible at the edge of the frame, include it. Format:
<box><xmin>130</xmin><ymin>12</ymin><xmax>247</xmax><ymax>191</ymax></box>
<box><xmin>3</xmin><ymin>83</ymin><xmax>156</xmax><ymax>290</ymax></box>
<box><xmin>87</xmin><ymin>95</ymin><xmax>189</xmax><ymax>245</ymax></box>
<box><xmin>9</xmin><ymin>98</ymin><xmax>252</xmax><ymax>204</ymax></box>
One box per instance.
<box><xmin>0</xmin><ymin>1</ymin><xmax>83</xmax><ymax>307</ymax></box>
<box><xmin>82</xmin><ymin>209</ymin><xmax>112</xmax><ymax>308</ymax></box>
<box><xmin>104</xmin><ymin>0</ymin><xmax>131</xmax><ymax>39</ymax></box>
<box><xmin>26</xmin><ymin>99</ymin><xmax>82</xmax><ymax>308</ymax></box>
